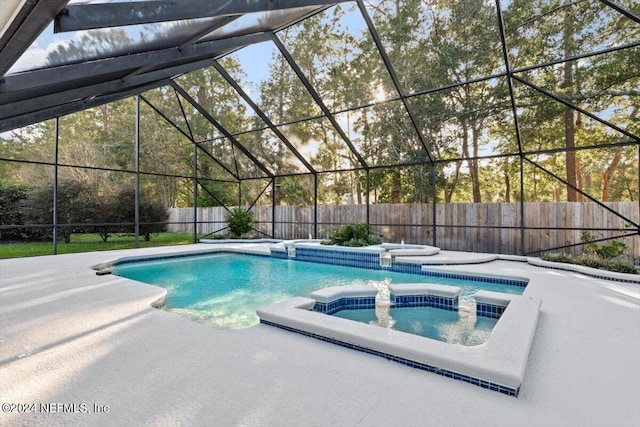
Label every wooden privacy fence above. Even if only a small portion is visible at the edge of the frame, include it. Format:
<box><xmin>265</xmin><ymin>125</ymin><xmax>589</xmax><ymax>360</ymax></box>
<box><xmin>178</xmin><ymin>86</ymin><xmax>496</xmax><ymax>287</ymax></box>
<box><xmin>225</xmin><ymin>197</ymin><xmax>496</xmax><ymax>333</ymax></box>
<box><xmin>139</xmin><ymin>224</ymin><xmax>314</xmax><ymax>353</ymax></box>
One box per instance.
<box><xmin>168</xmin><ymin>202</ymin><xmax>639</xmax><ymax>259</ymax></box>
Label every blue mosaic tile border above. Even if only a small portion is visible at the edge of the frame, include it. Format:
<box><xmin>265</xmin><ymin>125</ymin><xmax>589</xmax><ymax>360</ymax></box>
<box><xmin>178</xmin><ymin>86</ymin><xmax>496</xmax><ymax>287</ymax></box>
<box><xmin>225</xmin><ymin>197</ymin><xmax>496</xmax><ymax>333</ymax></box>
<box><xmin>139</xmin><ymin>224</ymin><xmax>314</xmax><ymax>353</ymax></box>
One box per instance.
<box><xmin>477</xmin><ymin>302</ymin><xmax>506</xmax><ymax>319</ymax></box>
<box><xmin>289</xmin><ymin>249</ymin><xmax>528</xmax><ymax>288</ymax></box>
<box><xmin>295</xmin><ymin>248</ymin><xmax>382</xmax><ymax>270</ymax></box>
<box><xmin>313</xmin><ymin>293</ymin><xmax>459</xmax><ymax>314</ymax></box>
<box><xmin>270</xmin><ymin>251</ymin><xmax>288</xmax><ymax>260</ymax></box>
<box><xmin>418</xmin><ymin>268</ymin><xmax>527</xmax><ymax>287</ymax></box>
<box><xmin>260</xmin><ymin>319</ymin><xmax>518</xmax><ymax>397</ymax></box>
<box><xmin>313</xmin><ymin>296</ymin><xmax>376</xmax><ymax>315</ymax></box>
<box><xmin>389</xmin><ymin>262</ymin><xmax>423</xmax><ymax>275</ymax></box>
<box><xmin>391</xmin><ymin>294</ymin><xmax>459</xmax><ymax>311</ymax></box>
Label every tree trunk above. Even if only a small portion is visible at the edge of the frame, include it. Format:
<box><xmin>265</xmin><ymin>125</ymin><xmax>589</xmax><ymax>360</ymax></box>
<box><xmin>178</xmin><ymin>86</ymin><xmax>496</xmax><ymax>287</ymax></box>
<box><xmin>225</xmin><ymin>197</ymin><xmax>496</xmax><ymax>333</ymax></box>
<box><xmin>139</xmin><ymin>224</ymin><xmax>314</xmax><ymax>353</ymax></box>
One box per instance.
<box><xmin>99</xmin><ymin>104</ymin><xmax>111</xmax><ymax>162</ymax></box>
<box><xmin>444</xmin><ymin>162</ymin><xmax>462</xmax><ymax>203</ymax></box>
<box><xmin>471</xmin><ymin>127</ymin><xmax>481</xmax><ymax>202</ymax></box>
<box><xmin>504</xmin><ymin>169</ymin><xmax>511</xmax><ymax>203</ymax></box>
<box><xmin>461</xmin><ymin>126</ymin><xmax>481</xmax><ymax>203</ymax></box>
<box><xmin>601</xmin><ymin>147</ymin><xmax>623</xmax><ymax>201</ymax></box>
<box><xmin>563</xmin><ymin>6</ymin><xmax>579</xmax><ymax>202</ymax></box>
<box><xmin>391</xmin><ymin>170</ymin><xmax>401</xmax><ymax>203</ymax></box>
<box><xmin>575</xmin><ymin>157</ymin><xmax>583</xmax><ymax>202</ymax></box>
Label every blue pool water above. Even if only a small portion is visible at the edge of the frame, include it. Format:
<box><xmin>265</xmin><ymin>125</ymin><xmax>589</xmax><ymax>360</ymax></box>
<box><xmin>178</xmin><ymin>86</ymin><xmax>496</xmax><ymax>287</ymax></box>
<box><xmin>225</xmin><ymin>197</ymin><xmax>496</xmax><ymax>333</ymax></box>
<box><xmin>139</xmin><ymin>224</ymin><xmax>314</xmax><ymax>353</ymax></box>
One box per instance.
<box><xmin>112</xmin><ymin>252</ymin><xmax>523</xmax><ymax>330</ymax></box>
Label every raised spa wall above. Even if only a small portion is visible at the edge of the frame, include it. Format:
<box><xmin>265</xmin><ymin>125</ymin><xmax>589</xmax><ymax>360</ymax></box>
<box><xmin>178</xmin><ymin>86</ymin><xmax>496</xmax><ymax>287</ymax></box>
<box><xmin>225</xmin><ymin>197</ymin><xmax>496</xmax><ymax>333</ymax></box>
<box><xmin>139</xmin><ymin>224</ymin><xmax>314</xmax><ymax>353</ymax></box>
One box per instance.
<box><xmin>271</xmin><ymin>242</ymin><xmax>439</xmax><ymax>272</ymax></box>
<box><xmin>311</xmin><ymin>283</ymin><xmax>461</xmax><ymax>315</ymax></box>
<box><xmin>270</xmin><ymin>241</ymin><xmax>528</xmax><ymax>288</ymax></box>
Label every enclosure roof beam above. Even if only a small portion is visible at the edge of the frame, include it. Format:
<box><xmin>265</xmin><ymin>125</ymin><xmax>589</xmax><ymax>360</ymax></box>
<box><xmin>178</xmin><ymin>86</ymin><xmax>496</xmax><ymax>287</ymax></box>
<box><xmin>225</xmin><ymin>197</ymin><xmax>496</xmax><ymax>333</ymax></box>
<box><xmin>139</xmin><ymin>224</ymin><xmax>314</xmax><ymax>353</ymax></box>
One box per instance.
<box><xmin>598</xmin><ymin>0</ymin><xmax>640</xmax><ymax>25</ymax></box>
<box><xmin>0</xmin><ymin>70</ymin><xmax>171</xmax><ymax>131</ymax></box>
<box><xmin>55</xmin><ymin>0</ymin><xmax>351</xmax><ymax>32</ymax></box>
<box><xmin>139</xmin><ymin>94</ymin><xmax>240</xmax><ymax>181</ymax></box>
<box><xmin>511</xmin><ymin>40</ymin><xmax>640</xmax><ymax>75</ymax></box>
<box><xmin>356</xmin><ymin>0</ymin><xmax>435</xmax><ymax>165</ymax></box>
<box><xmin>0</xmin><ymin>0</ymin><xmax>68</xmax><ymax>77</ymax></box>
<box><xmin>0</xmin><ymin>42</ymin><xmax>268</xmax><ymax>132</ymax></box>
<box><xmin>524</xmin><ymin>158</ymin><xmax>640</xmax><ymax>229</ymax></box>
<box><xmin>271</xmin><ymin>34</ymin><xmax>369</xmax><ymax>171</ymax></box>
<box><xmin>512</xmin><ymin>75</ymin><xmax>640</xmax><ymax>142</ymax></box>
<box><xmin>495</xmin><ymin>0</ymin><xmax>525</xmax><ymax>156</ymax></box>
<box><xmin>0</xmin><ymin>78</ymin><xmax>173</xmax><ymax>134</ymax></box>
<box><xmin>212</xmin><ymin>60</ymin><xmax>317</xmax><ymax>175</ymax></box>
<box><xmin>119</xmin><ymin>16</ymin><xmax>242</xmax><ymax>84</ymax></box>
<box><xmin>177</xmin><ymin>16</ymin><xmax>240</xmax><ymax>51</ymax></box>
<box><xmin>175</xmin><ymin>88</ymin><xmax>196</xmax><ymax>141</ymax></box>
<box><xmin>0</xmin><ymin>32</ymin><xmax>271</xmax><ymax>101</ymax></box>
<box><xmin>246</xmin><ymin>181</ymin><xmax>272</xmax><ymax>211</ymax></box>
<box><xmin>170</xmin><ymin>80</ymin><xmax>274</xmax><ymax>179</ymax></box>
<box><xmin>196</xmin><ymin>179</ymin><xmax>233</xmax><ymax>213</ymax></box>
<box><xmin>139</xmin><ymin>94</ymin><xmax>195</xmax><ymax>143</ymax></box>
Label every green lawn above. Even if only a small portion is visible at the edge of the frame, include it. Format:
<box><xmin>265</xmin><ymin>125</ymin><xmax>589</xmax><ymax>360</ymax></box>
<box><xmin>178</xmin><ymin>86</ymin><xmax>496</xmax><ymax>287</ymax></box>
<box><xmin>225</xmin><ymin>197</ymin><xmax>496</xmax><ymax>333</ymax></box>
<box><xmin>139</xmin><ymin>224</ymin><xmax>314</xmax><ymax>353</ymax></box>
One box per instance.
<box><xmin>0</xmin><ymin>233</ymin><xmax>196</xmax><ymax>259</ymax></box>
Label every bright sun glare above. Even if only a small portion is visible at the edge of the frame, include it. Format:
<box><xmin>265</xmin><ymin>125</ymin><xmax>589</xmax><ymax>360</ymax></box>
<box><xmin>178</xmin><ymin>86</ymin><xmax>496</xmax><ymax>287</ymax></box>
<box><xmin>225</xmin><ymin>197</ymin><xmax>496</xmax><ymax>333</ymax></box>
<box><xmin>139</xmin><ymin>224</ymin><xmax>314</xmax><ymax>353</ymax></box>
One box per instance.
<box><xmin>372</xmin><ymin>84</ymin><xmax>386</xmax><ymax>103</ymax></box>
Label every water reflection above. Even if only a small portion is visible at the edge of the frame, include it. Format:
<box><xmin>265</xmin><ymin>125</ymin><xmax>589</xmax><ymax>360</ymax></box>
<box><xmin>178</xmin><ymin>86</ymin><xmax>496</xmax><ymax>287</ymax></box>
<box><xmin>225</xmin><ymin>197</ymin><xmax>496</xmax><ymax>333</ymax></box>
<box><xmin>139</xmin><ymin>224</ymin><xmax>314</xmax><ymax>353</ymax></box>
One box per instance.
<box><xmin>334</xmin><ymin>302</ymin><xmax>498</xmax><ymax>346</ymax></box>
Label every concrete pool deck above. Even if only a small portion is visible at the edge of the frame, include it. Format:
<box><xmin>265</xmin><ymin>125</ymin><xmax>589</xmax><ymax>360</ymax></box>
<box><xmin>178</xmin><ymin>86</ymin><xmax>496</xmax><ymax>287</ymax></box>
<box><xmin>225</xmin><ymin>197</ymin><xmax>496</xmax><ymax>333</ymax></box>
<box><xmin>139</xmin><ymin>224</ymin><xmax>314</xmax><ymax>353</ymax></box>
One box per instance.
<box><xmin>1</xmin><ymin>243</ymin><xmax>639</xmax><ymax>426</ymax></box>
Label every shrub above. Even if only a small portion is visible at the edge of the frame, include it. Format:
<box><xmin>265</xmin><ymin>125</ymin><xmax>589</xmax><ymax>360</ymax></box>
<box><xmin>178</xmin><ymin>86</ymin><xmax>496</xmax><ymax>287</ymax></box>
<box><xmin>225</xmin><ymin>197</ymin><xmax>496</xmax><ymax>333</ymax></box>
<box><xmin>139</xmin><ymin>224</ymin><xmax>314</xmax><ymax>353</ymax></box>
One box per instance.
<box><xmin>574</xmin><ymin>253</ymin><xmax>605</xmax><ymax>269</ymax></box>
<box><xmin>139</xmin><ymin>198</ymin><xmax>169</xmax><ymax>241</ymax></box>
<box><xmin>541</xmin><ymin>252</ymin><xmax>638</xmax><ymax>275</ymax></box>
<box><xmin>541</xmin><ymin>252</ymin><xmax>573</xmax><ymax>264</ymax></box>
<box><xmin>595</xmin><ymin>241</ymin><xmax>626</xmax><ymax>259</ymax></box>
<box><xmin>0</xmin><ymin>181</ymin><xmax>31</xmax><ymax>240</ymax></box>
<box><xmin>20</xmin><ymin>180</ymin><xmax>99</xmax><ymax>242</ymax></box>
<box><xmin>581</xmin><ymin>231</ymin><xmax>627</xmax><ymax>259</ymax></box>
<box><xmin>605</xmin><ymin>260</ymin><xmax>638</xmax><ymax>274</ymax></box>
<box><xmin>94</xmin><ymin>187</ymin><xmax>168</xmax><ymax>242</ymax></box>
<box><xmin>321</xmin><ymin>224</ymin><xmax>382</xmax><ymax>247</ymax></box>
<box><xmin>0</xmin><ymin>180</ymin><xmax>168</xmax><ymax>243</ymax></box>
<box><xmin>227</xmin><ymin>208</ymin><xmax>255</xmax><ymax>238</ymax></box>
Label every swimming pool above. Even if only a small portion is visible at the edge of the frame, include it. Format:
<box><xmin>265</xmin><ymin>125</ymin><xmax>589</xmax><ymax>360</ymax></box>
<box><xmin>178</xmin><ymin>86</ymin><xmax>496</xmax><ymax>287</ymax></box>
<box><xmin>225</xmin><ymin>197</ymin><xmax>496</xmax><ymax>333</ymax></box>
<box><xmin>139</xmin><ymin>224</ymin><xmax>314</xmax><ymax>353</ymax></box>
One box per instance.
<box><xmin>112</xmin><ymin>252</ymin><xmax>524</xmax><ymax>330</ymax></box>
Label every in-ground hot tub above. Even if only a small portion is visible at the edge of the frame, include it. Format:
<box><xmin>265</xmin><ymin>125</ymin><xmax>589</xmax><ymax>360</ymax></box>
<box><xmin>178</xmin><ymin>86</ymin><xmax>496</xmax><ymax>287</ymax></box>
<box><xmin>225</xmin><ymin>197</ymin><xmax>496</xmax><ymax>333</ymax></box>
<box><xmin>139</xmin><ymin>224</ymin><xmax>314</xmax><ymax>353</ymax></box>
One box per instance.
<box><xmin>257</xmin><ymin>283</ymin><xmax>541</xmax><ymax>397</ymax></box>
<box><xmin>314</xmin><ymin>283</ymin><xmax>497</xmax><ymax>346</ymax></box>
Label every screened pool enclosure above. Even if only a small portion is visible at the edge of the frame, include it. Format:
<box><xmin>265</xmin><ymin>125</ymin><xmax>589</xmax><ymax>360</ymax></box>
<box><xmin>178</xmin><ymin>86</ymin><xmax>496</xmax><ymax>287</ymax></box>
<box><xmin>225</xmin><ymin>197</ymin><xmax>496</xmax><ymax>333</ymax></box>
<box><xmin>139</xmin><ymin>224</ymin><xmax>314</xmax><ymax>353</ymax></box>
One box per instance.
<box><xmin>0</xmin><ymin>0</ymin><xmax>638</xmax><ymax>259</ymax></box>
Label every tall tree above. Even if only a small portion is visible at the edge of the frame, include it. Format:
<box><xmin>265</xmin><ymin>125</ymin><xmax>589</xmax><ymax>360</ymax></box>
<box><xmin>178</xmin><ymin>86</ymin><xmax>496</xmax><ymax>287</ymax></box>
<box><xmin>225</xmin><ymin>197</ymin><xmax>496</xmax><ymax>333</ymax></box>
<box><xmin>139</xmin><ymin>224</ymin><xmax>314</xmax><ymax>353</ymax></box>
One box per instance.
<box><xmin>562</xmin><ymin>4</ymin><xmax>579</xmax><ymax>201</ymax></box>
